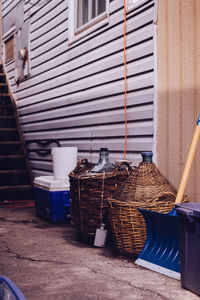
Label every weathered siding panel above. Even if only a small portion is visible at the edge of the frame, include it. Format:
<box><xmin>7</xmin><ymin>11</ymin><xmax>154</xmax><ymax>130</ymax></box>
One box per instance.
<box><xmin>2</xmin><ymin>0</ymin><xmax>156</xmax><ymax>177</ymax></box>
<box><xmin>157</xmin><ymin>0</ymin><xmax>200</xmax><ymax>201</ymax></box>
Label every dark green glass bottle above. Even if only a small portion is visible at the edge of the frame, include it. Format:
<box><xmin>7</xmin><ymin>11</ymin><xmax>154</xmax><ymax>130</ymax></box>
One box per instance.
<box><xmin>141</xmin><ymin>152</ymin><xmax>153</xmax><ymax>164</ymax></box>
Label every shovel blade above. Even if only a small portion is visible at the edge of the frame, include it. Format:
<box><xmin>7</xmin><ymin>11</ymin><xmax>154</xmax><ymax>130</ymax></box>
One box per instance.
<box><xmin>135</xmin><ymin>209</ymin><xmax>180</xmax><ymax>279</ymax></box>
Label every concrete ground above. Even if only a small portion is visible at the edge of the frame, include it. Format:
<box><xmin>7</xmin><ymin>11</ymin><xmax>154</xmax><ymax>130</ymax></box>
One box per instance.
<box><xmin>0</xmin><ymin>207</ymin><xmax>199</xmax><ymax>300</ymax></box>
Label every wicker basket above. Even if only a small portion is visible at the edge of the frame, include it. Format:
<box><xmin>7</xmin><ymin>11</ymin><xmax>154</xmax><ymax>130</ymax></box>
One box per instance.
<box><xmin>108</xmin><ymin>161</ymin><xmax>188</xmax><ymax>256</ymax></box>
<box><xmin>69</xmin><ymin>159</ymin><xmax>132</xmax><ymax>243</ymax></box>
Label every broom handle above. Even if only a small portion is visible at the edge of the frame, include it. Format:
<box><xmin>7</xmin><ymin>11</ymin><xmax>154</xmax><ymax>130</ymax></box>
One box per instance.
<box><xmin>175</xmin><ymin>115</ymin><xmax>200</xmax><ymax>204</ymax></box>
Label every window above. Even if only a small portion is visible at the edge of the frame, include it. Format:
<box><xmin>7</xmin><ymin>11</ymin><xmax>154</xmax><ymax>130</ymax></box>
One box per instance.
<box><xmin>68</xmin><ymin>0</ymin><xmax>109</xmax><ymax>44</ymax></box>
<box><xmin>5</xmin><ymin>36</ymin><xmax>14</xmax><ymax>62</ymax></box>
<box><xmin>126</xmin><ymin>0</ymin><xmax>147</xmax><ymax>12</ymax></box>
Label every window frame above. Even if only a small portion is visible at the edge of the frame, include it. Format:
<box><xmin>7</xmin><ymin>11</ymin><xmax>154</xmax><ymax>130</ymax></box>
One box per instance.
<box><xmin>5</xmin><ymin>35</ymin><xmax>15</xmax><ymax>62</ymax></box>
<box><xmin>68</xmin><ymin>0</ymin><xmax>109</xmax><ymax>45</ymax></box>
<box><xmin>3</xmin><ymin>27</ymin><xmax>16</xmax><ymax>64</ymax></box>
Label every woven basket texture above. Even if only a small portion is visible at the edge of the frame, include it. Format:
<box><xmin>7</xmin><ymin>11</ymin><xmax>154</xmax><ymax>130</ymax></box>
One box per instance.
<box><xmin>69</xmin><ymin>159</ymin><xmax>132</xmax><ymax>242</ymax></box>
<box><xmin>108</xmin><ymin>162</ymin><xmax>188</xmax><ymax>256</ymax></box>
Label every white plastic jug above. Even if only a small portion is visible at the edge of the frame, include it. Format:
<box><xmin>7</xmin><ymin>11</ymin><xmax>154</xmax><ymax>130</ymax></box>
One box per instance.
<box><xmin>51</xmin><ymin>147</ymin><xmax>77</xmax><ymax>182</ymax></box>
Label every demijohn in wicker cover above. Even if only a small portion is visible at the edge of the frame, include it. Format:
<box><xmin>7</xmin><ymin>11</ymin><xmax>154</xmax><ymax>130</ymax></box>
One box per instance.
<box><xmin>108</xmin><ymin>152</ymin><xmax>188</xmax><ymax>256</ymax></box>
<box><xmin>69</xmin><ymin>154</ymin><xmax>132</xmax><ymax>243</ymax></box>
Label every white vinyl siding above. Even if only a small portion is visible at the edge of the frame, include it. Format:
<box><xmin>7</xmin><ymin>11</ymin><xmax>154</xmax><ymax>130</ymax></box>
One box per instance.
<box><xmin>126</xmin><ymin>0</ymin><xmax>147</xmax><ymax>11</ymax></box>
<box><xmin>2</xmin><ymin>0</ymin><xmax>157</xmax><ymax>178</ymax></box>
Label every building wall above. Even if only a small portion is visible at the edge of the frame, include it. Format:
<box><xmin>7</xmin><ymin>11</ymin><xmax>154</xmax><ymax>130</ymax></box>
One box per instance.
<box><xmin>156</xmin><ymin>0</ymin><xmax>200</xmax><ymax>201</ymax></box>
<box><xmin>2</xmin><ymin>0</ymin><xmax>157</xmax><ymax>178</ymax></box>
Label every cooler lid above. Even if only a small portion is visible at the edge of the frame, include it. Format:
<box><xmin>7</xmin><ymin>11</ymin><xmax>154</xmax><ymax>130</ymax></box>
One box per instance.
<box><xmin>34</xmin><ymin>176</ymin><xmax>69</xmax><ymax>191</ymax></box>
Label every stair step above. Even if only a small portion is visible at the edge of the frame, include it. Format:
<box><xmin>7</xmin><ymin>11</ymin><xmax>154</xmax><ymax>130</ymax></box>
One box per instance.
<box><xmin>0</xmin><ymin>106</ymin><xmax>13</xmax><ymax>114</ymax></box>
<box><xmin>0</xmin><ymin>170</ymin><xmax>31</xmax><ymax>186</ymax></box>
<box><xmin>0</xmin><ymin>128</ymin><xmax>18</xmax><ymax>131</ymax></box>
<box><xmin>0</xmin><ymin>184</ymin><xmax>32</xmax><ymax>191</ymax></box>
<box><xmin>0</xmin><ymin>95</ymin><xmax>12</xmax><ymax>105</ymax></box>
<box><xmin>0</xmin><ymin>135</ymin><xmax>20</xmax><ymax>142</ymax></box>
<box><xmin>0</xmin><ymin>93</ymin><xmax>11</xmax><ymax>97</ymax></box>
<box><xmin>0</xmin><ymin>142</ymin><xmax>24</xmax><ymax>155</ymax></box>
<box><xmin>0</xmin><ymin>201</ymin><xmax>34</xmax><ymax>207</ymax></box>
<box><xmin>1</xmin><ymin>141</ymin><xmax>21</xmax><ymax>145</ymax></box>
<box><xmin>0</xmin><ymin>155</ymin><xmax>27</xmax><ymax>170</ymax></box>
<box><xmin>0</xmin><ymin>116</ymin><xmax>14</xmax><ymax>119</ymax></box>
<box><xmin>0</xmin><ymin>84</ymin><xmax>8</xmax><ymax>93</ymax></box>
<box><xmin>0</xmin><ymin>104</ymin><xmax>12</xmax><ymax>108</ymax></box>
<box><xmin>0</xmin><ymin>169</ymin><xmax>28</xmax><ymax>175</ymax></box>
<box><xmin>0</xmin><ymin>117</ymin><xmax>16</xmax><ymax>128</ymax></box>
<box><xmin>0</xmin><ymin>154</ymin><xmax>25</xmax><ymax>159</ymax></box>
<box><xmin>0</xmin><ymin>200</ymin><xmax>35</xmax><ymax>208</ymax></box>
<box><xmin>0</xmin><ymin>67</ymin><xmax>33</xmax><ymax>201</ymax></box>
<box><xmin>0</xmin><ymin>186</ymin><xmax>34</xmax><ymax>202</ymax></box>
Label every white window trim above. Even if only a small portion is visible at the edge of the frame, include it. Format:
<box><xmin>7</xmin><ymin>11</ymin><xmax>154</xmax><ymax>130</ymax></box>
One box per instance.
<box><xmin>126</xmin><ymin>0</ymin><xmax>148</xmax><ymax>12</ymax></box>
<box><xmin>68</xmin><ymin>0</ymin><xmax>109</xmax><ymax>45</ymax></box>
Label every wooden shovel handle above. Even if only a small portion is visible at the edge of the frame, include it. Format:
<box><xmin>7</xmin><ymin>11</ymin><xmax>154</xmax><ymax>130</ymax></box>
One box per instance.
<box><xmin>175</xmin><ymin>117</ymin><xmax>200</xmax><ymax>204</ymax></box>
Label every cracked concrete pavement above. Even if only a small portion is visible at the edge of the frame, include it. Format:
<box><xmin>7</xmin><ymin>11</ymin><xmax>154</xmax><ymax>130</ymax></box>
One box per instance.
<box><xmin>0</xmin><ymin>207</ymin><xmax>199</xmax><ymax>300</ymax></box>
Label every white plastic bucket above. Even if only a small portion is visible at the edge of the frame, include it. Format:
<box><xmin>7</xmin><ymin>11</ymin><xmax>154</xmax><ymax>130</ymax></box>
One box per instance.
<box><xmin>51</xmin><ymin>147</ymin><xmax>77</xmax><ymax>182</ymax></box>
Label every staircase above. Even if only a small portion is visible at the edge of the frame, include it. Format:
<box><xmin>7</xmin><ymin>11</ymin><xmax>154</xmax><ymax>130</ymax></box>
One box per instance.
<box><xmin>0</xmin><ymin>65</ymin><xmax>34</xmax><ymax>207</ymax></box>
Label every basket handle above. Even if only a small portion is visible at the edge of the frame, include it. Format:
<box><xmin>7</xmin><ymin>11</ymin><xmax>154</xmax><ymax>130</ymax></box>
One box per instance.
<box><xmin>78</xmin><ymin>158</ymin><xmax>90</xmax><ymax>165</ymax></box>
<box><xmin>112</xmin><ymin>160</ymin><xmax>133</xmax><ymax>176</ymax></box>
<box><xmin>72</xmin><ymin>158</ymin><xmax>92</xmax><ymax>173</ymax></box>
<box><xmin>153</xmin><ymin>191</ymin><xmax>176</xmax><ymax>203</ymax></box>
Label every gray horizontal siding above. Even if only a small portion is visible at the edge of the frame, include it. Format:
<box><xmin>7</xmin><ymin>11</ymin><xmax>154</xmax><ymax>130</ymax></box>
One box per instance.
<box><xmin>2</xmin><ymin>0</ymin><xmax>156</xmax><ymax>177</ymax></box>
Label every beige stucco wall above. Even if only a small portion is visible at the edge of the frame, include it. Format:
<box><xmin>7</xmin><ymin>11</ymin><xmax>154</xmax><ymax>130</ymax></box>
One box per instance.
<box><xmin>156</xmin><ymin>0</ymin><xmax>200</xmax><ymax>201</ymax></box>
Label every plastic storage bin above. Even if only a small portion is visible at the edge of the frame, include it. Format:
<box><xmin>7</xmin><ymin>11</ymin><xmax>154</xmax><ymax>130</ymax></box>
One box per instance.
<box><xmin>175</xmin><ymin>203</ymin><xmax>200</xmax><ymax>296</ymax></box>
<box><xmin>0</xmin><ymin>276</ymin><xmax>26</xmax><ymax>300</ymax></box>
<box><xmin>34</xmin><ymin>176</ymin><xmax>70</xmax><ymax>223</ymax></box>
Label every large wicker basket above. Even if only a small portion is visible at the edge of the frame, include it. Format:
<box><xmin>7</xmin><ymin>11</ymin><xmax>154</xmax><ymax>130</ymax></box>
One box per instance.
<box><xmin>108</xmin><ymin>161</ymin><xmax>188</xmax><ymax>256</ymax></box>
<box><xmin>69</xmin><ymin>159</ymin><xmax>132</xmax><ymax>243</ymax></box>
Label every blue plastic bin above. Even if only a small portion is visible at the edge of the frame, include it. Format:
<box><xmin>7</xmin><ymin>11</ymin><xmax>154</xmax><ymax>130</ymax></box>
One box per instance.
<box><xmin>34</xmin><ymin>176</ymin><xmax>70</xmax><ymax>223</ymax></box>
<box><xmin>0</xmin><ymin>276</ymin><xmax>26</xmax><ymax>300</ymax></box>
<box><xmin>175</xmin><ymin>203</ymin><xmax>200</xmax><ymax>296</ymax></box>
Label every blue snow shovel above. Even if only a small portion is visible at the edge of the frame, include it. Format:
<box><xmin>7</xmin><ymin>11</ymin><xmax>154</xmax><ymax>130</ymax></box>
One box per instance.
<box><xmin>135</xmin><ymin>114</ymin><xmax>200</xmax><ymax>279</ymax></box>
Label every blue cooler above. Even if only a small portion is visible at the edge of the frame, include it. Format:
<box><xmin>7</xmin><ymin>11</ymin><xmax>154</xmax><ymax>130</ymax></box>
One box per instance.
<box><xmin>0</xmin><ymin>276</ymin><xmax>26</xmax><ymax>300</ymax></box>
<box><xmin>34</xmin><ymin>176</ymin><xmax>70</xmax><ymax>223</ymax></box>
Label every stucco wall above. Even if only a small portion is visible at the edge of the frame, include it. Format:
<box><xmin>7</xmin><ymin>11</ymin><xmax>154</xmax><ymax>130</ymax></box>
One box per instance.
<box><xmin>156</xmin><ymin>0</ymin><xmax>200</xmax><ymax>201</ymax></box>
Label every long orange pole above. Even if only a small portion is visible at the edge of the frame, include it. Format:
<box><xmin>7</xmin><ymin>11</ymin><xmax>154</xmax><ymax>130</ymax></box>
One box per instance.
<box><xmin>123</xmin><ymin>0</ymin><xmax>127</xmax><ymax>159</ymax></box>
